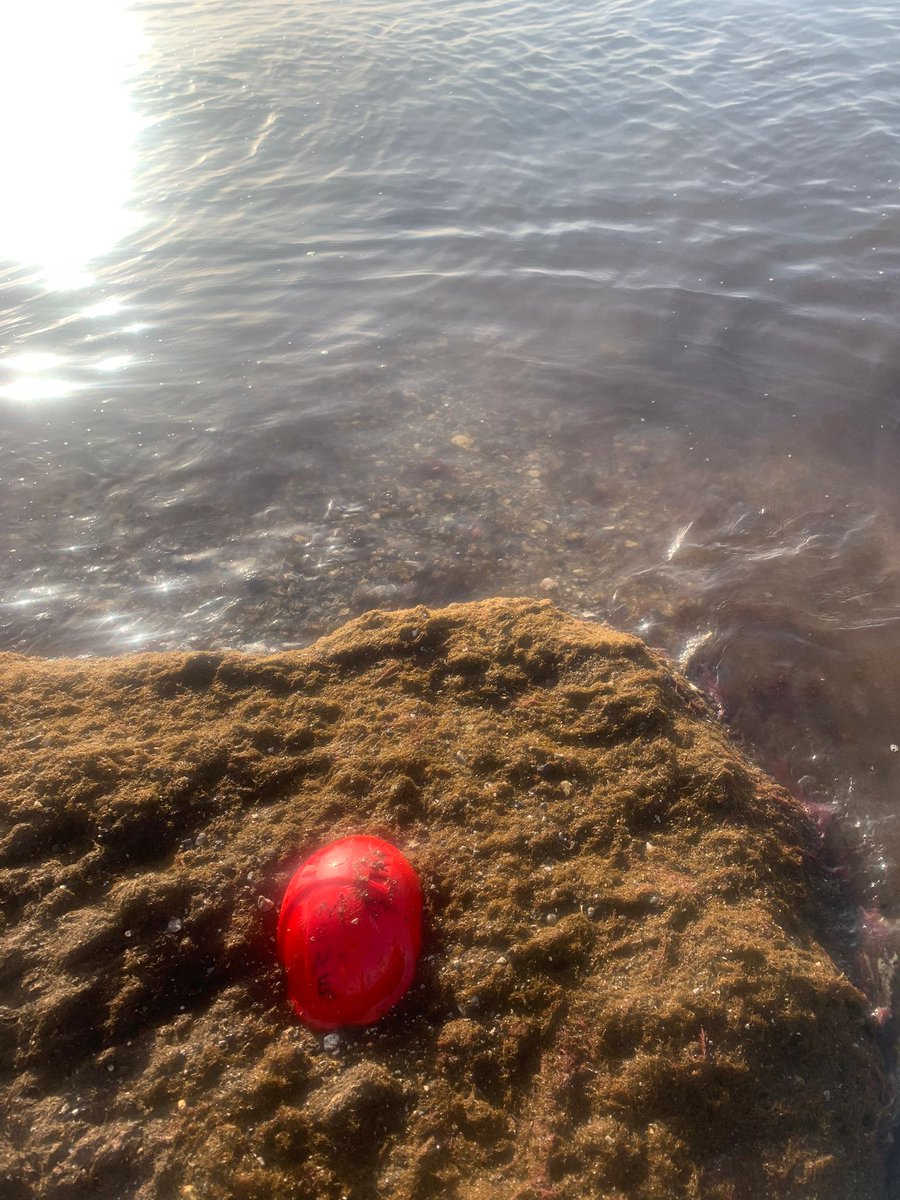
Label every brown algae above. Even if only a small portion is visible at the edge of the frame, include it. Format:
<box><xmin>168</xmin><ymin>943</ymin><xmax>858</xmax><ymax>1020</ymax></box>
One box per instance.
<box><xmin>0</xmin><ymin>598</ymin><xmax>892</xmax><ymax>1199</ymax></box>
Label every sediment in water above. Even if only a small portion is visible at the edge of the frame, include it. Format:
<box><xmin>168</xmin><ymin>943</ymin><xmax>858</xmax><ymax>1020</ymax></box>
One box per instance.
<box><xmin>0</xmin><ymin>598</ymin><xmax>892</xmax><ymax>1199</ymax></box>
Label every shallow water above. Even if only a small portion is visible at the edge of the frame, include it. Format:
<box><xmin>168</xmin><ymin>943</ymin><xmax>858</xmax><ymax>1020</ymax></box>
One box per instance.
<box><xmin>2</xmin><ymin>0</ymin><xmax>900</xmax><ymax>920</ymax></box>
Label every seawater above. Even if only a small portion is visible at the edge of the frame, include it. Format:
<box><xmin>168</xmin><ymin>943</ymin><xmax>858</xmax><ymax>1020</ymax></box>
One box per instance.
<box><xmin>2</xmin><ymin>0</ymin><xmax>900</xmax><ymax>921</ymax></box>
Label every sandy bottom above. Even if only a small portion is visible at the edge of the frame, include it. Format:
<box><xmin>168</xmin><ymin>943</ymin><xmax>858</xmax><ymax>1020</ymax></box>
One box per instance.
<box><xmin>0</xmin><ymin>598</ymin><xmax>893</xmax><ymax>1198</ymax></box>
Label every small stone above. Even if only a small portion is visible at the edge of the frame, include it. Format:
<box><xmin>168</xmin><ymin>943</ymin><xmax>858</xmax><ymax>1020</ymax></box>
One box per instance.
<box><xmin>539</xmin><ymin>577</ymin><xmax>559</xmax><ymax>592</ymax></box>
<box><xmin>323</xmin><ymin>1033</ymin><xmax>341</xmax><ymax>1054</ymax></box>
<box><xmin>450</xmin><ymin>434</ymin><xmax>474</xmax><ymax>450</ymax></box>
<box><xmin>559</xmin><ymin>780</ymin><xmax>574</xmax><ymax>796</ymax></box>
<box><xmin>257</xmin><ymin>895</ymin><xmax>275</xmax><ymax>912</ymax></box>
<box><xmin>177</xmin><ymin>1098</ymin><xmax>187</xmax><ymax>1110</ymax></box>
<box><xmin>890</xmin><ymin>744</ymin><xmax>899</xmax><ymax>753</ymax></box>
<box><xmin>167</xmin><ymin>917</ymin><xmax>183</xmax><ymax>933</ymax></box>
<box><xmin>545</xmin><ymin>912</ymin><xmax>557</xmax><ymax>926</ymax></box>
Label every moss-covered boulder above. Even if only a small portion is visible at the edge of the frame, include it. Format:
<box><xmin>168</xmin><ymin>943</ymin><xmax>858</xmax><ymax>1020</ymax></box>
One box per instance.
<box><xmin>0</xmin><ymin>599</ymin><xmax>891</xmax><ymax>1199</ymax></box>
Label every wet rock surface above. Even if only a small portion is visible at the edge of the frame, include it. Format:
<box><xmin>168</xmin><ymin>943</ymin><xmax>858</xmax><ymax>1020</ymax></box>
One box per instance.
<box><xmin>0</xmin><ymin>598</ymin><xmax>893</xmax><ymax>1199</ymax></box>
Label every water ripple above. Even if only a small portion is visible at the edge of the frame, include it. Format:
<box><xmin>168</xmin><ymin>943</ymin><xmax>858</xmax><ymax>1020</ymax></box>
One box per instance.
<box><xmin>2</xmin><ymin>0</ymin><xmax>900</xmax><ymax>908</ymax></box>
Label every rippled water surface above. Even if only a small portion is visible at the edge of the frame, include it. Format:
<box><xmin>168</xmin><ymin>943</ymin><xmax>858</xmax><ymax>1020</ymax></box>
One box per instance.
<box><xmin>2</xmin><ymin>0</ymin><xmax>900</xmax><ymax>911</ymax></box>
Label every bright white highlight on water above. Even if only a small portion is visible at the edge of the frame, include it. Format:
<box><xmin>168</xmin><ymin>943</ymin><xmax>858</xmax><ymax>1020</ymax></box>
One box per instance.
<box><xmin>0</xmin><ymin>375</ymin><xmax>81</xmax><ymax>403</ymax></box>
<box><xmin>82</xmin><ymin>296</ymin><xmax>127</xmax><ymax>318</ymax></box>
<box><xmin>0</xmin><ymin>348</ymin><xmax>80</xmax><ymax>402</ymax></box>
<box><xmin>3</xmin><ymin>352</ymin><xmax>64</xmax><ymax>374</ymax></box>
<box><xmin>666</xmin><ymin>522</ymin><xmax>694</xmax><ymax>561</ymax></box>
<box><xmin>0</xmin><ymin>1</ymin><xmax>146</xmax><ymax>289</ymax></box>
<box><xmin>94</xmin><ymin>354</ymin><xmax>132</xmax><ymax>372</ymax></box>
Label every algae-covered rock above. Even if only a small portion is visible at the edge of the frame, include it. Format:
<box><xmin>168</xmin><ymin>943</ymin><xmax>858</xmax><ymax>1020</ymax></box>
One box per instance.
<box><xmin>0</xmin><ymin>598</ymin><xmax>891</xmax><ymax>1199</ymax></box>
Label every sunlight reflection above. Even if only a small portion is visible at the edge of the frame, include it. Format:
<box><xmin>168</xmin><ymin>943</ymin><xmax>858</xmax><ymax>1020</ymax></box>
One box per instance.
<box><xmin>0</xmin><ymin>1</ymin><xmax>146</xmax><ymax>289</ymax></box>
<box><xmin>94</xmin><ymin>354</ymin><xmax>132</xmax><ymax>372</ymax></box>
<box><xmin>0</xmin><ymin>348</ymin><xmax>80</xmax><ymax>402</ymax></box>
<box><xmin>1</xmin><ymin>376</ymin><xmax>81</xmax><ymax>402</ymax></box>
<box><xmin>83</xmin><ymin>296</ymin><xmax>127</xmax><ymax>319</ymax></box>
<box><xmin>3</xmin><ymin>351</ymin><xmax>64</xmax><ymax>373</ymax></box>
<box><xmin>7</xmin><ymin>586</ymin><xmax>61</xmax><ymax>607</ymax></box>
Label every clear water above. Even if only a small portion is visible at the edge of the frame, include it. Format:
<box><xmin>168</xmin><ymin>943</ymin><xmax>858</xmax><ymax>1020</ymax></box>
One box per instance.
<box><xmin>2</xmin><ymin>0</ymin><xmax>900</xmax><ymax>915</ymax></box>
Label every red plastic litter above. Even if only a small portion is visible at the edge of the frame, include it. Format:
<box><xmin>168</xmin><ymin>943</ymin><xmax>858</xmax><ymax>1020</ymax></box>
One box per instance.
<box><xmin>277</xmin><ymin>835</ymin><xmax>423</xmax><ymax>1031</ymax></box>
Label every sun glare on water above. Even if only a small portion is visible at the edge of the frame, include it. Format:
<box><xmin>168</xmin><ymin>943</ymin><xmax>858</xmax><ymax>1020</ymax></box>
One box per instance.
<box><xmin>0</xmin><ymin>0</ymin><xmax>146</xmax><ymax>290</ymax></box>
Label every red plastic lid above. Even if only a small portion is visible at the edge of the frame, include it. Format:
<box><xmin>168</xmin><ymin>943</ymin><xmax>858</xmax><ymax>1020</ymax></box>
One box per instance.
<box><xmin>277</xmin><ymin>835</ymin><xmax>423</xmax><ymax>1031</ymax></box>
